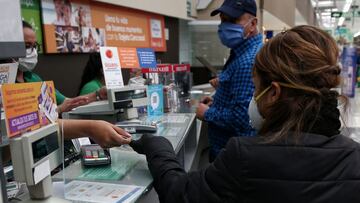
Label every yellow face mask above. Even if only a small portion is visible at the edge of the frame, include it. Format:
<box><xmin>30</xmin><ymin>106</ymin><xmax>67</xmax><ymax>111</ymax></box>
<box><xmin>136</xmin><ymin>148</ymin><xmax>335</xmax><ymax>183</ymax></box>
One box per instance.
<box><xmin>255</xmin><ymin>82</ymin><xmax>306</xmax><ymax>101</ymax></box>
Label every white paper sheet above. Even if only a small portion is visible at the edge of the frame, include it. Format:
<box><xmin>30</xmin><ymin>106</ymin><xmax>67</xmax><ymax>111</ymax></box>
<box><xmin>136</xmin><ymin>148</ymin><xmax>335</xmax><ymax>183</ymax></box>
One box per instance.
<box><xmin>65</xmin><ymin>180</ymin><xmax>144</xmax><ymax>203</ymax></box>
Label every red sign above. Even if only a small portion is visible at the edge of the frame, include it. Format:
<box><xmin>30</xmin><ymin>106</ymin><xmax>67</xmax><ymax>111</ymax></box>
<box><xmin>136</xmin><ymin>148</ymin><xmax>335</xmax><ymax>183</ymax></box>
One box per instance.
<box><xmin>173</xmin><ymin>64</ymin><xmax>190</xmax><ymax>72</ymax></box>
<box><xmin>142</xmin><ymin>64</ymin><xmax>173</xmax><ymax>73</ymax></box>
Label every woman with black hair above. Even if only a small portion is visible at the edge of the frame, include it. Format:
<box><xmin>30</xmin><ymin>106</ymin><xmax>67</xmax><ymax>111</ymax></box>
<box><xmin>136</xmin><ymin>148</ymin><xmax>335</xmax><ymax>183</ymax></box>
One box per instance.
<box><xmin>78</xmin><ymin>52</ymin><xmax>105</xmax><ymax>95</ymax></box>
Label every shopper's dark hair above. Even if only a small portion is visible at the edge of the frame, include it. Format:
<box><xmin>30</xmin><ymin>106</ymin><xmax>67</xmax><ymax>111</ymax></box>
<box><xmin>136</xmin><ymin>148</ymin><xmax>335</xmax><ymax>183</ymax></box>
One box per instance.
<box><xmin>22</xmin><ymin>20</ymin><xmax>33</xmax><ymax>30</ymax></box>
<box><xmin>78</xmin><ymin>52</ymin><xmax>103</xmax><ymax>95</ymax></box>
<box><xmin>253</xmin><ymin>25</ymin><xmax>344</xmax><ymax>141</ymax></box>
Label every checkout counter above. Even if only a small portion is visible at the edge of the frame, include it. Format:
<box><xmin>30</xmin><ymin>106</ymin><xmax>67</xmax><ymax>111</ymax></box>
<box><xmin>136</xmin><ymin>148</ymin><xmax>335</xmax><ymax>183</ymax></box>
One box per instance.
<box><xmin>2</xmin><ymin>84</ymin><xmax>214</xmax><ymax>203</ymax></box>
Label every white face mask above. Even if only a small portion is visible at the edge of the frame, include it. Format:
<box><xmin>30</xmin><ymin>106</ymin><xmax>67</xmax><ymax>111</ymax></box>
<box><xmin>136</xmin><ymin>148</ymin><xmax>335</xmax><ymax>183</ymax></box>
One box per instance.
<box><xmin>18</xmin><ymin>48</ymin><xmax>38</xmax><ymax>72</ymax></box>
<box><xmin>248</xmin><ymin>96</ymin><xmax>264</xmax><ymax>130</ymax></box>
<box><xmin>248</xmin><ymin>85</ymin><xmax>271</xmax><ymax>130</ymax></box>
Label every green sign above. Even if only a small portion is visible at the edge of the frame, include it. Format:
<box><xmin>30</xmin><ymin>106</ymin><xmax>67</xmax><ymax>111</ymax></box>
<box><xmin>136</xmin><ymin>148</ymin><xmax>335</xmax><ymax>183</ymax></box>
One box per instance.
<box><xmin>333</xmin><ymin>11</ymin><xmax>360</xmax><ymax>18</ymax></box>
<box><xmin>20</xmin><ymin>0</ymin><xmax>43</xmax><ymax>53</ymax></box>
<box><xmin>331</xmin><ymin>11</ymin><xmax>343</xmax><ymax>18</ymax></box>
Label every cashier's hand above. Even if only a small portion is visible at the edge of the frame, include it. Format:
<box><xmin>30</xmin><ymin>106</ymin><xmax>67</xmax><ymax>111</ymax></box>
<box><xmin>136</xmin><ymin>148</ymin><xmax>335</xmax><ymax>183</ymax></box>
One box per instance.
<box><xmin>209</xmin><ymin>77</ymin><xmax>219</xmax><ymax>89</ymax></box>
<box><xmin>196</xmin><ymin>103</ymin><xmax>209</xmax><ymax>121</ymax></box>
<box><xmin>89</xmin><ymin>120</ymin><xmax>132</xmax><ymax>148</ymax></box>
<box><xmin>98</xmin><ymin>86</ymin><xmax>108</xmax><ymax>100</ymax></box>
<box><xmin>57</xmin><ymin>96</ymin><xmax>90</xmax><ymax>114</ymax></box>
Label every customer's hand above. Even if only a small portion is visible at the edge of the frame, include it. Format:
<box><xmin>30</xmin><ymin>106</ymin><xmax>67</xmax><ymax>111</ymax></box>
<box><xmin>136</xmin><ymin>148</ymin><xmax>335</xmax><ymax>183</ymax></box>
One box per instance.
<box><xmin>196</xmin><ymin>103</ymin><xmax>209</xmax><ymax>120</ymax></box>
<box><xmin>57</xmin><ymin>96</ymin><xmax>90</xmax><ymax>114</ymax></box>
<box><xmin>200</xmin><ymin>96</ymin><xmax>213</xmax><ymax>106</ymax></box>
<box><xmin>88</xmin><ymin>120</ymin><xmax>131</xmax><ymax>148</ymax></box>
<box><xmin>209</xmin><ymin>77</ymin><xmax>219</xmax><ymax>89</ymax></box>
<box><xmin>129</xmin><ymin>134</ymin><xmax>154</xmax><ymax>154</ymax></box>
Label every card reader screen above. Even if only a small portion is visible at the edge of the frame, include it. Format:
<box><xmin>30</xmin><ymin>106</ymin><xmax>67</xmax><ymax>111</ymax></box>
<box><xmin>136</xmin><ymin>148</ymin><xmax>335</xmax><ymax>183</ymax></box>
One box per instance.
<box><xmin>114</xmin><ymin>90</ymin><xmax>146</xmax><ymax>101</ymax></box>
<box><xmin>32</xmin><ymin>131</ymin><xmax>59</xmax><ymax>163</ymax></box>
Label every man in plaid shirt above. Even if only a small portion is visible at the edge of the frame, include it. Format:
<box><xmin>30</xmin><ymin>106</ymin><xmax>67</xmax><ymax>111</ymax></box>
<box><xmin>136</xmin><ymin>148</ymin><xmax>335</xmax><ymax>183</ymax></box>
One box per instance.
<box><xmin>196</xmin><ymin>0</ymin><xmax>262</xmax><ymax>161</ymax></box>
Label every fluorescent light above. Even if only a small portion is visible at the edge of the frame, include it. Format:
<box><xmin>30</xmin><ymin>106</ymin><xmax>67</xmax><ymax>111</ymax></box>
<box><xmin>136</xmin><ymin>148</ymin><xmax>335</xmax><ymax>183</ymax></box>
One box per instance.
<box><xmin>343</xmin><ymin>0</ymin><xmax>353</xmax><ymax>12</ymax></box>
<box><xmin>318</xmin><ymin>1</ymin><xmax>333</xmax><ymax>6</ymax></box>
<box><xmin>354</xmin><ymin>31</ymin><xmax>360</xmax><ymax>37</ymax></box>
<box><xmin>338</xmin><ymin>17</ymin><xmax>345</xmax><ymax>26</ymax></box>
<box><xmin>311</xmin><ymin>0</ymin><xmax>317</xmax><ymax>7</ymax></box>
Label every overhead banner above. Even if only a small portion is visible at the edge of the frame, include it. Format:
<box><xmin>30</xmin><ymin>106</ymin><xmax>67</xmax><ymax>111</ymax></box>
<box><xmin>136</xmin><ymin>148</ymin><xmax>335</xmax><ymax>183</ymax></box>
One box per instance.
<box><xmin>1</xmin><ymin>81</ymin><xmax>58</xmax><ymax>138</ymax></box>
<box><xmin>41</xmin><ymin>0</ymin><xmax>166</xmax><ymax>53</ymax></box>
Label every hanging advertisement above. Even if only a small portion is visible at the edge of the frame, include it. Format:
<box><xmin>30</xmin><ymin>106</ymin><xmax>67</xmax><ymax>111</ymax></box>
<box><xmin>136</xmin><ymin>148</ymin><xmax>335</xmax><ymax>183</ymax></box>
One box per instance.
<box><xmin>41</xmin><ymin>0</ymin><xmax>166</xmax><ymax>53</ymax></box>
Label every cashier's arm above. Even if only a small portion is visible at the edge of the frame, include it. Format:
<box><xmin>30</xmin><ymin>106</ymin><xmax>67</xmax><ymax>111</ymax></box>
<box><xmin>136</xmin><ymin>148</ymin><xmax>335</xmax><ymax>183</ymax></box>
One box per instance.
<box><xmin>58</xmin><ymin>119</ymin><xmax>131</xmax><ymax>148</ymax></box>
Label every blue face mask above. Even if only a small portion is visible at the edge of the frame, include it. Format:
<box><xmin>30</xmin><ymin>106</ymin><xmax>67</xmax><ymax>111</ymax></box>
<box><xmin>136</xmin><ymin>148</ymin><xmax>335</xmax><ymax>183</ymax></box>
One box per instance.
<box><xmin>218</xmin><ymin>21</ymin><xmax>251</xmax><ymax>49</ymax></box>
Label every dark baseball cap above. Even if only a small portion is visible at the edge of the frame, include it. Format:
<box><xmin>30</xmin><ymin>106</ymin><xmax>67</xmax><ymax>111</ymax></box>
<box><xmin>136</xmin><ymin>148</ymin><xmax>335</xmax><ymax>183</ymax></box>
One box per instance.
<box><xmin>211</xmin><ymin>0</ymin><xmax>257</xmax><ymax>18</ymax></box>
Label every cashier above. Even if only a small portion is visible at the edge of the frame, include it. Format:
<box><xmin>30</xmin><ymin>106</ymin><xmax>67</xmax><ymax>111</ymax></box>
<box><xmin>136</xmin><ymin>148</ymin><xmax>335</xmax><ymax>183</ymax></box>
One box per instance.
<box><xmin>129</xmin><ymin>25</ymin><xmax>360</xmax><ymax>202</ymax></box>
<box><xmin>18</xmin><ymin>21</ymin><xmax>107</xmax><ymax>114</ymax></box>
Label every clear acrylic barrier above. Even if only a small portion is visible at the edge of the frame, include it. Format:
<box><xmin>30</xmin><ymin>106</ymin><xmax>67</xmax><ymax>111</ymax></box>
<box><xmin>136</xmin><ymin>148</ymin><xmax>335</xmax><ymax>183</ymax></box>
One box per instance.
<box><xmin>55</xmin><ymin>113</ymin><xmax>196</xmax><ymax>203</ymax></box>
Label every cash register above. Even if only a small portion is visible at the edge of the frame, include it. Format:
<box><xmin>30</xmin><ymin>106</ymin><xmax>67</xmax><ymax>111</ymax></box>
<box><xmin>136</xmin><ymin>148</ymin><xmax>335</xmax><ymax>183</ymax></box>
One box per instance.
<box><xmin>63</xmin><ymin>86</ymin><xmax>148</xmax><ymax>121</ymax></box>
<box><xmin>9</xmin><ymin>123</ymin><xmax>68</xmax><ymax>202</ymax></box>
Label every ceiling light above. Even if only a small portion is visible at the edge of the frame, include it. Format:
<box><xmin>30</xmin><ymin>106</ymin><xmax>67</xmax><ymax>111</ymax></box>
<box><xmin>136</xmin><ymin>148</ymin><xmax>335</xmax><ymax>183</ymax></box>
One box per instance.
<box><xmin>311</xmin><ymin>0</ymin><xmax>317</xmax><ymax>7</ymax></box>
<box><xmin>343</xmin><ymin>0</ymin><xmax>353</xmax><ymax>12</ymax></box>
<box><xmin>318</xmin><ymin>1</ymin><xmax>334</xmax><ymax>7</ymax></box>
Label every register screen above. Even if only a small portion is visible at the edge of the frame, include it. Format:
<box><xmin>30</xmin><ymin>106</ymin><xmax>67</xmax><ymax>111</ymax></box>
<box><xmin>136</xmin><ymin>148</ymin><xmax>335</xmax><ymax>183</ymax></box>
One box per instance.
<box><xmin>32</xmin><ymin>131</ymin><xmax>59</xmax><ymax>163</ymax></box>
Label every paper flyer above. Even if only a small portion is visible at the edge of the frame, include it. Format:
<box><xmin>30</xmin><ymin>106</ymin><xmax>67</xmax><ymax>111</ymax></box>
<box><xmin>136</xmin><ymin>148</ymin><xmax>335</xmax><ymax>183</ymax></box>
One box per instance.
<box><xmin>100</xmin><ymin>46</ymin><xmax>124</xmax><ymax>89</ymax></box>
<box><xmin>65</xmin><ymin>180</ymin><xmax>144</xmax><ymax>203</ymax></box>
<box><xmin>1</xmin><ymin>81</ymin><xmax>58</xmax><ymax>138</ymax></box>
<box><xmin>0</xmin><ymin>62</ymin><xmax>18</xmax><ymax>85</ymax></box>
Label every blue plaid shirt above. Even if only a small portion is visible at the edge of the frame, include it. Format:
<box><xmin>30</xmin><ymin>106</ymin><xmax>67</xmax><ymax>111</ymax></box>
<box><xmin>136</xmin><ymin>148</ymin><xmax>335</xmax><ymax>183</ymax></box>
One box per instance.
<box><xmin>205</xmin><ymin>34</ymin><xmax>263</xmax><ymax>158</ymax></box>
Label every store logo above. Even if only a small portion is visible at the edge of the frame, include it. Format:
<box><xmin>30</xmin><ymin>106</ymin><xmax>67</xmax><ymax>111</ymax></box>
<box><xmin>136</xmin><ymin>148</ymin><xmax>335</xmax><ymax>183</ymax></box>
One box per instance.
<box><xmin>106</xmin><ymin>49</ymin><xmax>113</xmax><ymax>59</ymax></box>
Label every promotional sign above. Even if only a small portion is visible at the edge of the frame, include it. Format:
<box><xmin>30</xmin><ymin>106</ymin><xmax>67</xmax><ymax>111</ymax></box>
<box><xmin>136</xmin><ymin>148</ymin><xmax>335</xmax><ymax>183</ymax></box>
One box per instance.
<box><xmin>118</xmin><ymin>47</ymin><xmax>139</xmax><ymax>68</ymax></box>
<box><xmin>99</xmin><ymin>47</ymin><xmax>124</xmax><ymax>89</ymax></box>
<box><xmin>21</xmin><ymin>0</ymin><xmax>43</xmax><ymax>53</ymax></box>
<box><xmin>41</xmin><ymin>0</ymin><xmax>166</xmax><ymax>53</ymax></box>
<box><xmin>142</xmin><ymin>64</ymin><xmax>173</xmax><ymax>73</ymax></box>
<box><xmin>1</xmin><ymin>81</ymin><xmax>58</xmax><ymax>138</ymax></box>
<box><xmin>173</xmin><ymin>64</ymin><xmax>191</xmax><ymax>72</ymax></box>
<box><xmin>0</xmin><ymin>63</ymin><xmax>18</xmax><ymax>85</ymax></box>
<box><xmin>147</xmin><ymin>85</ymin><xmax>164</xmax><ymax>117</ymax></box>
<box><xmin>137</xmin><ymin>48</ymin><xmax>157</xmax><ymax>68</ymax></box>
<box><xmin>142</xmin><ymin>64</ymin><xmax>190</xmax><ymax>73</ymax></box>
<box><xmin>341</xmin><ymin>46</ymin><xmax>358</xmax><ymax>97</ymax></box>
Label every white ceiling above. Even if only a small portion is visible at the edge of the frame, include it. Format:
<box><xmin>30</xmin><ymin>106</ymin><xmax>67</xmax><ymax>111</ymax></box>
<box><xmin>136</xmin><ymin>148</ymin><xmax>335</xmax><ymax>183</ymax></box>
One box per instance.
<box><xmin>263</xmin><ymin>10</ymin><xmax>291</xmax><ymax>31</ymax></box>
<box><xmin>313</xmin><ymin>0</ymin><xmax>360</xmax><ymax>34</ymax></box>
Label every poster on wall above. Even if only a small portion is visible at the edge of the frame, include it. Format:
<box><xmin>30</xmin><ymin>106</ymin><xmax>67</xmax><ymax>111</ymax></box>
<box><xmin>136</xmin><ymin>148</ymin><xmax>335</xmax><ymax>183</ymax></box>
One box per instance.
<box><xmin>21</xmin><ymin>0</ymin><xmax>44</xmax><ymax>53</ymax></box>
<box><xmin>41</xmin><ymin>0</ymin><xmax>166</xmax><ymax>53</ymax></box>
